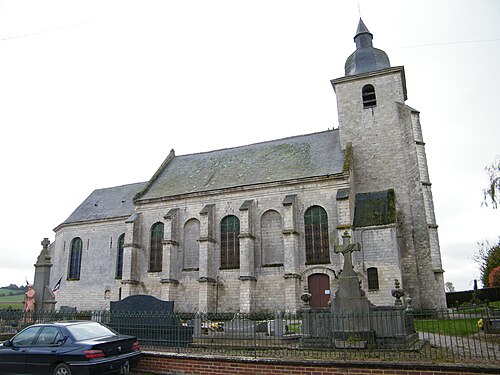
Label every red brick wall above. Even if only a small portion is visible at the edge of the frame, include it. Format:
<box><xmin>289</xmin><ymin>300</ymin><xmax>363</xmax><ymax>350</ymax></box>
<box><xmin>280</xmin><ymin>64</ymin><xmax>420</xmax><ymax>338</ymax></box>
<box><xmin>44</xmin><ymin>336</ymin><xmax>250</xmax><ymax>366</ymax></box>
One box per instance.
<box><xmin>136</xmin><ymin>352</ymin><xmax>498</xmax><ymax>375</ymax></box>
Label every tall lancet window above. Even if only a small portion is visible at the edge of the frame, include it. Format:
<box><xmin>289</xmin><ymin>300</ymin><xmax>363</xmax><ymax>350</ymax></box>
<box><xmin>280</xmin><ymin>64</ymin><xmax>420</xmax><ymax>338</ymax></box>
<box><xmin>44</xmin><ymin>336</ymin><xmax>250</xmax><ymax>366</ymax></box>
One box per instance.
<box><xmin>305</xmin><ymin>206</ymin><xmax>330</xmax><ymax>264</ymax></box>
<box><xmin>68</xmin><ymin>237</ymin><xmax>83</xmax><ymax>279</ymax></box>
<box><xmin>116</xmin><ymin>233</ymin><xmax>125</xmax><ymax>279</ymax></box>
<box><xmin>367</xmin><ymin>267</ymin><xmax>380</xmax><ymax>290</ymax></box>
<box><xmin>220</xmin><ymin>215</ymin><xmax>240</xmax><ymax>269</ymax></box>
<box><xmin>149</xmin><ymin>222</ymin><xmax>164</xmax><ymax>272</ymax></box>
<box><xmin>362</xmin><ymin>84</ymin><xmax>377</xmax><ymax>108</ymax></box>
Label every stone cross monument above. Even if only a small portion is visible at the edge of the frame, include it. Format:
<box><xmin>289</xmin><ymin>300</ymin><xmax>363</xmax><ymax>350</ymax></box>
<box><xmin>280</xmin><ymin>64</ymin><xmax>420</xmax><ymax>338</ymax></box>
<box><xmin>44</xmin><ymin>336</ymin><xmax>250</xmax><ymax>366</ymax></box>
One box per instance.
<box><xmin>330</xmin><ymin>231</ymin><xmax>372</xmax><ymax>346</ymax></box>
<box><xmin>331</xmin><ymin>231</ymin><xmax>369</xmax><ymax>312</ymax></box>
<box><xmin>334</xmin><ymin>231</ymin><xmax>360</xmax><ymax>278</ymax></box>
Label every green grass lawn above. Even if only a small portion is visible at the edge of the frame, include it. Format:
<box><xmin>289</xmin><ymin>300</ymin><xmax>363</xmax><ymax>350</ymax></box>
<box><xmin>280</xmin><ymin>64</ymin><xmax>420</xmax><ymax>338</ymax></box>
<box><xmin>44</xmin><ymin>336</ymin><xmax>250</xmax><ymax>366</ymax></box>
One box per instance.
<box><xmin>0</xmin><ymin>290</ymin><xmax>24</xmax><ymax>309</ymax></box>
<box><xmin>454</xmin><ymin>300</ymin><xmax>500</xmax><ymax>313</ymax></box>
<box><xmin>414</xmin><ymin>317</ymin><xmax>480</xmax><ymax>336</ymax></box>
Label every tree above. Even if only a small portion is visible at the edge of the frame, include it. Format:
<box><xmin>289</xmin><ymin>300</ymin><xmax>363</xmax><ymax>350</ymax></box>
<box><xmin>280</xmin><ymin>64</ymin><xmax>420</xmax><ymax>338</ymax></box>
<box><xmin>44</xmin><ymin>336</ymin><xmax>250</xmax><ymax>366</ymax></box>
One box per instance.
<box><xmin>482</xmin><ymin>157</ymin><xmax>500</xmax><ymax>209</ymax></box>
<box><xmin>444</xmin><ymin>282</ymin><xmax>455</xmax><ymax>292</ymax></box>
<box><xmin>489</xmin><ymin>266</ymin><xmax>500</xmax><ymax>287</ymax></box>
<box><xmin>475</xmin><ymin>238</ymin><xmax>500</xmax><ymax>287</ymax></box>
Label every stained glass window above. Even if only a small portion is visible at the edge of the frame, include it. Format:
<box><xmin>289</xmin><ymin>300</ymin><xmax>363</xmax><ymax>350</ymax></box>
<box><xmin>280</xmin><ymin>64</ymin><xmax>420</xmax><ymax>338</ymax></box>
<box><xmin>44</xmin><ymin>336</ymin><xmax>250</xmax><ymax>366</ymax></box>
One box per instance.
<box><xmin>220</xmin><ymin>215</ymin><xmax>240</xmax><ymax>269</ymax></box>
<box><xmin>305</xmin><ymin>206</ymin><xmax>330</xmax><ymax>264</ymax></box>
<box><xmin>149</xmin><ymin>222</ymin><xmax>164</xmax><ymax>272</ymax></box>
<box><xmin>116</xmin><ymin>234</ymin><xmax>125</xmax><ymax>279</ymax></box>
<box><xmin>68</xmin><ymin>237</ymin><xmax>83</xmax><ymax>279</ymax></box>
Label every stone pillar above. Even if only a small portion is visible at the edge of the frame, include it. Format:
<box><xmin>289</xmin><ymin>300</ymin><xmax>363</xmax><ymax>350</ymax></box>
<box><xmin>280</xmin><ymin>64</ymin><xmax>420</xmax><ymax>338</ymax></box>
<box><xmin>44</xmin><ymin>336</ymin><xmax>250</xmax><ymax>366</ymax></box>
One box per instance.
<box><xmin>335</xmin><ymin>188</ymin><xmax>353</xmax><ymax>238</ymax></box>
<box><xmin>121</xmin><ymin>213</ymin><xmax>142</xmax><ymax>297</ymax></box>
<box><xmin>198</xmin><ymin>204</ymin><xmax>217</xmax><ymax>312</ymax></box>
<box><xmin>239</xmin><ymin>200</ymin><xmax>256</xmax><ymax>313</ymax></box>
<box><xmin>161</xmin><ymin>208</ymin><xmax>180</xmax><ymax>301</ymax></box>
<box><xmin>33</xmin><ymin>238</ymin><xmax>56</xmax><ymax>311</ymax></box>
<box><xmin>282</xmin><ymin>195</ymin><xmax>301</xmax><ymax>312</ymax></box>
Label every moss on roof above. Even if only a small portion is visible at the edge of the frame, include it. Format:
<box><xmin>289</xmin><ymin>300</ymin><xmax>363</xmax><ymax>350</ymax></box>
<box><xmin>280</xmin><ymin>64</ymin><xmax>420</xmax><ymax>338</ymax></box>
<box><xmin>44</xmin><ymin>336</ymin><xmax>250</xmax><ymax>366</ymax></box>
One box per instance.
<box><xmin>138</xmin><ymin>130</ymin><xmax>345</xmax><ymax>201</ymax></box>
<box><xmin>353</xmin><ymin>189</ymin><xmax>396</xmax><ymax>227</ymax></box>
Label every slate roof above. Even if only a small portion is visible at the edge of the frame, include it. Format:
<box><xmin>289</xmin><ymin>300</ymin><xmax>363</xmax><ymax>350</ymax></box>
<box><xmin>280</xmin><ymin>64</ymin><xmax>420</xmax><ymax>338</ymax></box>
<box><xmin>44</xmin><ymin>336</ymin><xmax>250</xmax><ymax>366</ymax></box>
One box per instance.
<box><xmin>137</xmin><ymin>129</ymin><xmax>345</xmax><ymax>201</ymax></box>
<box><xmin>345</xmin><ymin>18</ymin><xmax>391</xmax><ymax>76</ymax></box>
<box><xmin>60</xmin><ymin>182</ymin><xmax>147</xmax><ymax>226</ymax></box>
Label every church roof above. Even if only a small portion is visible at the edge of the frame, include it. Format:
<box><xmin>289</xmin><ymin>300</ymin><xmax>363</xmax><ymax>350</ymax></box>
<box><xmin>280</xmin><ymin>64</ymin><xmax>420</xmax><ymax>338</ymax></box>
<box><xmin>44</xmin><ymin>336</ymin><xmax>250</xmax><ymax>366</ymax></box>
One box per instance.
<box><xmin>136</xmin><ymin>129</ymin><xmax>345</xmax><ymax>201</ymax></box>
<box><xmin>60</xmin><ymin>181</ymin><xmax>147</xmax><ymax>226</ymax></box>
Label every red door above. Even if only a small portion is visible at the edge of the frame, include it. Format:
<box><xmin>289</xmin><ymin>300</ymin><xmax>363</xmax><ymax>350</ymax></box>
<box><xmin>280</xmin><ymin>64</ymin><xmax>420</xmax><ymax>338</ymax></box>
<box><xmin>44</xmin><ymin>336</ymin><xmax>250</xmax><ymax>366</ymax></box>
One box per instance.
<box><xmin>308</xmin><ymin>274</ymin><xmax>330</xmax><ymax>309</ymax></box>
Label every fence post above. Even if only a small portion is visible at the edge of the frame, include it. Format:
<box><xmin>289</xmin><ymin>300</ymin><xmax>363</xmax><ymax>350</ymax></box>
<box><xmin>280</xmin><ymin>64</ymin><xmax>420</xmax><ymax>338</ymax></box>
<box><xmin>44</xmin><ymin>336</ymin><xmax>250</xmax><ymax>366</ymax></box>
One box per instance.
<box><xmin>194</xmin><ymin>313</ymin><xmax>202</xmax><ymax>337</ymax></box>
<box><xmin>274</xmin><ymin>311</ymin><xmax>284</xmax><ymax>338</ymax></box>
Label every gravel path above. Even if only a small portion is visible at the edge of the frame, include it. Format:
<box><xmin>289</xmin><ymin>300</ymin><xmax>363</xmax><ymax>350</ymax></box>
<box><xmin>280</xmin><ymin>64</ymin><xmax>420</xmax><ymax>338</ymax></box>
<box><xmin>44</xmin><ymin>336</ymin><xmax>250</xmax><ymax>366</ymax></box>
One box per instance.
<box><xmin>418</xmin><ymin>331</ymin><xmax>499</xmax><ymax>361</ymax></box>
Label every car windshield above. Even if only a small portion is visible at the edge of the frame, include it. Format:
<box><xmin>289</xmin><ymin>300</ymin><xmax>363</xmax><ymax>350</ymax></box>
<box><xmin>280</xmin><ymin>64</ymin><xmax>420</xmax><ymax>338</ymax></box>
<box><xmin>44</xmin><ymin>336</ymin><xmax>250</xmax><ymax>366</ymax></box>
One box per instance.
<box><xmin>66</xmin><ymin>322</ymin><xmax>117</xmax><ymax>341</ymax></box>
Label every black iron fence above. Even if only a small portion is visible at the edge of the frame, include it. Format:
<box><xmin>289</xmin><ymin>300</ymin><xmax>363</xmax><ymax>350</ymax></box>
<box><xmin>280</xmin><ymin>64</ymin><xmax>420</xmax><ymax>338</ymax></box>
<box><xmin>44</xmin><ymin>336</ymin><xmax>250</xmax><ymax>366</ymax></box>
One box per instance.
<box><xmin>1</xmin><ymin>307</ymin><xmax>498</xmax><ymax>365</ymax></box>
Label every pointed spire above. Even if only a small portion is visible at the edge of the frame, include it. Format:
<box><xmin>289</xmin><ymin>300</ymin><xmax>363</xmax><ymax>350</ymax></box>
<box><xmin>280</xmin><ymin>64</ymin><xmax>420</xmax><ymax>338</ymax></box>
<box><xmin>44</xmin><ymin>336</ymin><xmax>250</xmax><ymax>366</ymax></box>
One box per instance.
<box><xmin>344</xmin><ymin>19</ymin><xmax>391</xmax><ymax>76</ymax></box>
<box><xmin>354</xmin><ymin>18</ymin><xmax>374</xmax><ymax>50</ymax></box>
<box><xmin>355</xmin><ymin>18</ymin><xmax>372</xmax><ymax>38</ymax></box>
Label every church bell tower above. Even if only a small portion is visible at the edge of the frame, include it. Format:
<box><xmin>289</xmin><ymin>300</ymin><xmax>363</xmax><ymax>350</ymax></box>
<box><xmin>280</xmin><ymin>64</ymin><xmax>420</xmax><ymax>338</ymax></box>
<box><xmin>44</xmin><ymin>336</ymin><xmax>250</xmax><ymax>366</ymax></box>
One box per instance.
<box><xmin>331</xmin><ymin>19</ymin><xmax>446</xmax><ymax>309</ymax></box>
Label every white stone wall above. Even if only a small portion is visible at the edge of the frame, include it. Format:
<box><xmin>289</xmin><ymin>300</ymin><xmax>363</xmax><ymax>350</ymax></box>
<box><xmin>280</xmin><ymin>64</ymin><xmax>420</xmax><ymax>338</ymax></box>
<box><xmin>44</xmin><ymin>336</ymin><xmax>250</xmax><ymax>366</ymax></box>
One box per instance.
<box><xmin>182</xmin><ymin>218</ymin><xmax>200</xmax><ymax>269</ymax></box>
<box><xmin>353</xmin><ymin>225</ymin><xmax>402</xmax><ymax>306</ymax></box>
<box><xmin>52</xmin><ymin>177</ymin><xmax>363</xmax><ymax>312</ymax></box>
<box><xmin>50</xmin><ymin>219</ymin><xmax>128</xmax><ymax>310</ymax></box>
<box><xmin>260</xmin><ymin>210</ymin><xmax>285</xmax><ymax>265</ymax></box>
<box><xmin>255</xmin><ymin>267</ymin><xmax>286</xmax><ymax>311</ymax></box>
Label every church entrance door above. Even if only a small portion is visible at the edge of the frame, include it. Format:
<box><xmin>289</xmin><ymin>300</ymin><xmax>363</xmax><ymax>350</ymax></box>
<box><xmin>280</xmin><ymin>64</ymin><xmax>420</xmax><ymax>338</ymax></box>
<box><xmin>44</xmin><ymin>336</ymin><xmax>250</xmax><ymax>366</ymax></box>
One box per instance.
<box><xmin>308</xmin><ymin>273</ymin><xmax>330</xmax><ymax>309</ymax></box>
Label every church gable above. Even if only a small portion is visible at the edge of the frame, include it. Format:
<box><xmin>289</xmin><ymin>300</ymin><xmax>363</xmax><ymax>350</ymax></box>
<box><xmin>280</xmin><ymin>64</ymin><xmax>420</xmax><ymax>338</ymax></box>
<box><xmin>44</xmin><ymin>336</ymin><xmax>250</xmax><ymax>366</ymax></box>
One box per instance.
<box><xmin>136</xmin><ymin>130</ymin><xmax>345</xmax><ymax>201</ymax></box>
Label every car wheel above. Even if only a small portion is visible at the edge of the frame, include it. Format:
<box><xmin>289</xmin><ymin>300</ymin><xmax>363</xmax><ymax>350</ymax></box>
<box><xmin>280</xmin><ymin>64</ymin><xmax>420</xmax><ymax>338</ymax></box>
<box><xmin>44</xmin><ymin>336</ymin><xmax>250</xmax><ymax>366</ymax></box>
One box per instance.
<box><xmin>53</xmin><ymin>363</ymin><xmax>72</xmax><ymax>375</ymax></box>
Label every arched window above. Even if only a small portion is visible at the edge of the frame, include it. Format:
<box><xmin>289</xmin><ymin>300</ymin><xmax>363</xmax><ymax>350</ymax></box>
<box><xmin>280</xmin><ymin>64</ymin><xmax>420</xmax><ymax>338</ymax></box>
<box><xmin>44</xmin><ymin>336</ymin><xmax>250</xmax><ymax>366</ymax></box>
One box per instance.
<box><xmin>149</xmin><ymin>222</ymin><xmax>164</xmax><ymax>272</ymax></box>
<box><xmin>367</xmin><ymin>267</ymin><xmax>379</xmax><ymax>290</ymax></box>
<box><xmin>68</xmin><ymin>237</ymin><xmax>83</xmax><ymax>279</ymax></box>
<box><xmin>116</xmin><ymin>233</ymin><xmax>125</xmax><ymax>279</ymax></box>
<box><xmin>362</xmin><ymin>84</ymin><xmax>377</xmax><ymax>108</ymax></box>
<box><xmin>304</xmin><ymin>206</ymin><xmax>330</xmax><ymax>264</ymax></box>
<box><xmin>183</xmin><ymin>218</ymin><xmax>200</xmax><ymax>269</ymax></box>
<box><xmin>220</xmin><ymin>215</ymin><xmax>240</xmax><ymax>269</ymax></box>
<box><xmin>261</xmin><ymin>210</ymin><xmax>284</xmax><ymax>266</ymax></box>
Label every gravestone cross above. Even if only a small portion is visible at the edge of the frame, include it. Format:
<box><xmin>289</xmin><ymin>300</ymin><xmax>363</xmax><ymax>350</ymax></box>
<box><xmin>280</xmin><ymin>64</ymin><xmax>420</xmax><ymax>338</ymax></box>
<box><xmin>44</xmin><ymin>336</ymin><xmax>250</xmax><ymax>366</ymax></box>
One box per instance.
<box><xmin>41</xmin><ymin>238</ymin><xmax>50</xmax><ymax>250</ymax></box>
<box><xmin>334</xmin><ymin>231</ymin><xmax>360</xmax><ymax>277</ymax></box>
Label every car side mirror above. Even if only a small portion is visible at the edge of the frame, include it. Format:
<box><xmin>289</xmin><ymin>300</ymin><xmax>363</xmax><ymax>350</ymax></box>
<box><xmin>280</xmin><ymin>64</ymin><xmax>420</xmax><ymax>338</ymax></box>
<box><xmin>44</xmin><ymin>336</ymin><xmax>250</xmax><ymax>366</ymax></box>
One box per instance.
<box><xmin>2</xmin><ymin>340</ymin><xmax>12</xmax><ymax>347</ymax></box>
<box><xmin>51</xmin><ymin>337</ymin><xmax>68</xmax><ymax>346</ymax></box>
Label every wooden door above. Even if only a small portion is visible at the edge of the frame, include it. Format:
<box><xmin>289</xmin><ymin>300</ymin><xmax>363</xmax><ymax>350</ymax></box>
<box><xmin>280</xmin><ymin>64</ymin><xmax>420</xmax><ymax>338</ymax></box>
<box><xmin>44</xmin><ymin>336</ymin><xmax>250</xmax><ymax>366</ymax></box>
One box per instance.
<box><xmin>308</xmin><ymin>273</ymin><xmax>330</xmax><ymax>309</ymax></box>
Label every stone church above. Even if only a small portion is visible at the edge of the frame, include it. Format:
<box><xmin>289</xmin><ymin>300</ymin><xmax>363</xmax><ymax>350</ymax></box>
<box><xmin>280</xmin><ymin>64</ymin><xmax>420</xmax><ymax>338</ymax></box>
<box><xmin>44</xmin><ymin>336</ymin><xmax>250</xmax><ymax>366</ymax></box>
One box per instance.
<box><xmin>38</xmin><ymin>19</ymin><xmax>446</xmax><ymax>313</ymax></box>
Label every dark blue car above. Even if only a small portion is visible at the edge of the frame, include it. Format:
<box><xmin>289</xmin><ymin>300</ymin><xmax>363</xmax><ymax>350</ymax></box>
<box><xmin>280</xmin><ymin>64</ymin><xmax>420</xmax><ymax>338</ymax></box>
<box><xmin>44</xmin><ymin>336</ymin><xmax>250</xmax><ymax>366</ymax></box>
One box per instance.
<box><xmin>0</xmin><ymin>321</ymin><xmax>141</xmax><ymax>375</ymax></box>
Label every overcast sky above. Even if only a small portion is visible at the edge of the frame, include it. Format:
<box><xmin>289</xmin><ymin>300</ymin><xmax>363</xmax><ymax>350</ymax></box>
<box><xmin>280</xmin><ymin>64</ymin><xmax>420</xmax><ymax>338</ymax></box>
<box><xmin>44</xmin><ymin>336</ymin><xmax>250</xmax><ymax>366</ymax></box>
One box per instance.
<box><xmin>0</xmin><ymin>0</ymin><xmax>499</xmax><ymax>292</ymax></box>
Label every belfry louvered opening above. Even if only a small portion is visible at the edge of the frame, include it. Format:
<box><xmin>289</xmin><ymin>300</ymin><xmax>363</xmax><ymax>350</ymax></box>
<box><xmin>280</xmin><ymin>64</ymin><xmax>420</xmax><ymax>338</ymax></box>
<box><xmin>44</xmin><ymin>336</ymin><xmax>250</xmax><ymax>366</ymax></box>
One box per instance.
<box><xmin>362</xmin><ymin>84</ymin><xmax>377</xmax><ymax>108</ymax></box>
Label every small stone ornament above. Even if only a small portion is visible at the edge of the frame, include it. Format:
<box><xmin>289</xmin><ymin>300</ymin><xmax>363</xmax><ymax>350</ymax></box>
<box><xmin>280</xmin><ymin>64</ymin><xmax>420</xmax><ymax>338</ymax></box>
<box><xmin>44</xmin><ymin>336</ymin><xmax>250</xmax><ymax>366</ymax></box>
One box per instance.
<box><xmin>300</xmin><ymin>286</ymin><xmax>312</xmax><ymax>308</ymax></box>
<box><xmin>391</xmin><ymin>279</ymin><xmax>405</xmax><ymax>306</ymax></box>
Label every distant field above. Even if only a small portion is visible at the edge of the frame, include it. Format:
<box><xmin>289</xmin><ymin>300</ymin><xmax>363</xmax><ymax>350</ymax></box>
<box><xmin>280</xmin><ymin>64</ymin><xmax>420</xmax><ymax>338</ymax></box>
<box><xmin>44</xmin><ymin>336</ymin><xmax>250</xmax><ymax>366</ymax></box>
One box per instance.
<box><xmin>0</xmin><ymin>288</ymin><xmax>25</xmax><ymax>296</ymax></box>
<box><xmin>0</xmin><ymin>289</ymin><xmax>25</xmax><ymax>309</ymax></box>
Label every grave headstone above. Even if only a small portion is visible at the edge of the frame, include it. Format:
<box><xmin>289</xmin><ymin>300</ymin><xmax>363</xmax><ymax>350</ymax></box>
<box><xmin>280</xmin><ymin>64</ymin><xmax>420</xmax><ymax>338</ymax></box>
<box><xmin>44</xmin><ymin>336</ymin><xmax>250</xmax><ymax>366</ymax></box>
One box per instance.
<box><xmin>109</xmin><ymin>295</ymin><xmax>193</xmax><ymax>347</ymax></box>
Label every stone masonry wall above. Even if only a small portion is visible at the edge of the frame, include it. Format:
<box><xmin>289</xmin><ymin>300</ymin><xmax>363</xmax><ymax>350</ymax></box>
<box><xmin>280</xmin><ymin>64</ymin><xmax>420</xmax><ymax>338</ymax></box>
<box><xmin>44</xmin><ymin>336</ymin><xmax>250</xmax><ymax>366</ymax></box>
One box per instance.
<box><xmin>50</xmin><ymin>219</ymin><xmax>129</xmax><ymax>310</ymax></box>
<box><xmin>332</xmin><ymin>67</ymin><xmax>445</xmax><ymax>308</ymax></box>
